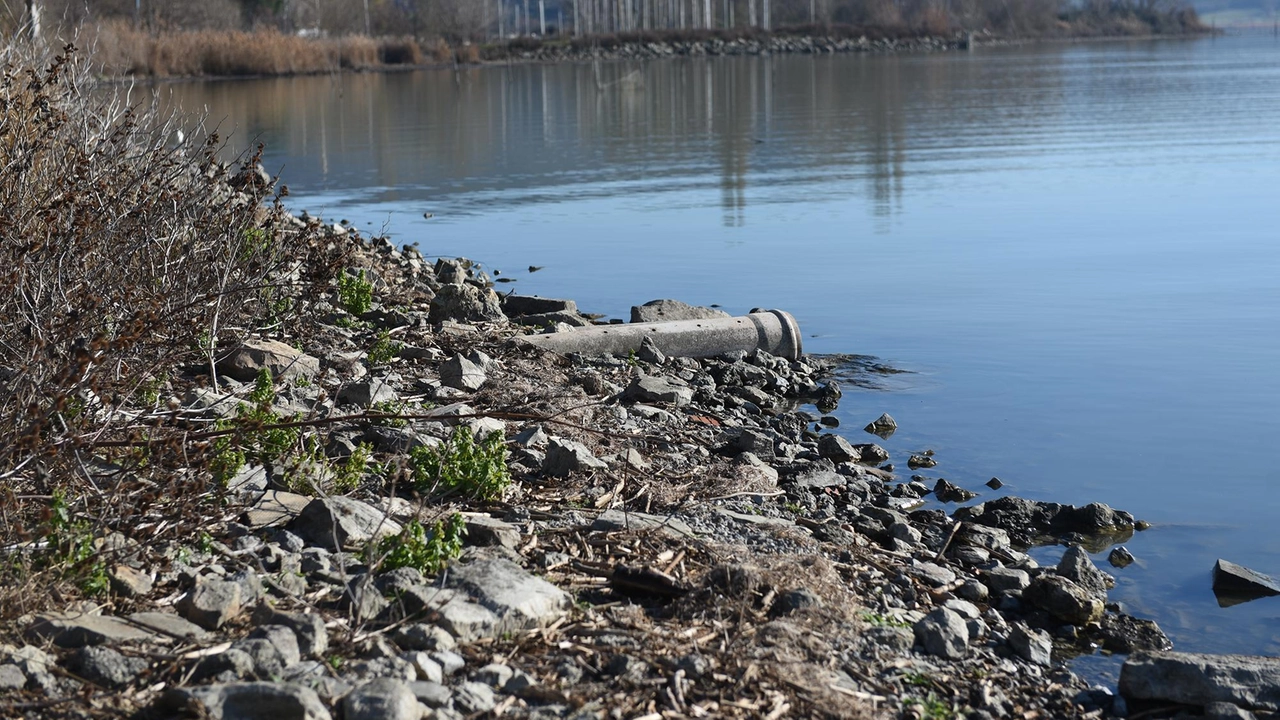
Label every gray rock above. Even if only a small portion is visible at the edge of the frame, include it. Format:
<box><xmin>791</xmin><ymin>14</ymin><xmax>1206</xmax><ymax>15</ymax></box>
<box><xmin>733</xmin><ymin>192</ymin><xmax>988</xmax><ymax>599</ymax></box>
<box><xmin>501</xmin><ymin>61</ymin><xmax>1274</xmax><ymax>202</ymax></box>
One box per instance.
<box><xmin>26</xmin><ymin>612</ymin><xmax>157</xmax><ymax>648</ymax></box>
<box><xmin>637</xmin><ymin>336</ymin><xmax>666</xmax><ymax>364</ymax></box>
<box><xmin>542</xmin><ymin>438</ymin><xmax>607</xmax><ymax>477</ymax></box>
<box><xmin>910</xmin><ymin>561</ymin><xmax>957</xmax><ymax>588</ymax></box>
<box><xmin>179</xmin><ymin>579</ymin><xmax>244</xmax><ymax>630</ymax></box>
<box><xmin>914</xmin><ymin>607</ymin><xmax>969</xmax><ymax>660</ymax></box>
<box><xmin>291</xmin><ymin>496</ymin><xmax>403</xmax><ymax>551</ymax></box>
<box><xmin>453</xmin><ymin>681</ymin><xmax>497</xmax><ymax>714</ymax></box>
<box><xmin>168</xmin><ymin>681</ymin><xmax>332</xmax><ymax>720</ymax></box>
<box><xmin>446</xmin><ymin>558</ymin><xmax>574</xmax><ymax>632</ymax></box>
<box><xmin>852</xmin><ymin>443</ymin><xmax>889</xmax><ymax>465</ymax></box>
<box><xmin>630</xmin><ymin>299</ymin><xmax>730</xmax><ymax>323</ymax></box>
<box><xmin>1057</xmin><ymin>546</ymin><xmax>1113</xmax><ymax>598</ymax></box>
<box><xmin>624</xmin><ymin>374</ymin><xmax>694</xmax><ymax>406</ymax></box>
<box><xmin>908</xmin><ymin>454</ymin><xmax>938</xmax><ymax>469</ymax></box>
<box><xmin>1024</xmin><ymin>575</ymin><xmax>1104</xmax><ymax>625</ymax></box>
<box><xmin>733</xmin><ymin>429</ymin><xmax>776</xmax><ymax>461</ymax></box>
<box><xmin>512</xmin><ymin>426</ymin><xmax>549</xmax><ymax>448</ymax></box>
<box><xmin>502</xmin><ymin>295</ymin><xmax>578</xmax><ymax>316</ymax></box>
<box><xmin>1206</xmin><ymin>702</ymin><xmax>1258</xmax><ymax>720</ymax></box>
<box><xmin>958</xmin><ymin>523</ymin><xmax>1013</xmax><ymax>552</ymax></box>
<box><xmin>429</xmin><ymin>283</ymin><xmax>505</xmax><ymax>324</ymax></box>
<box><xmin>231</xmin><ymin>638</ymin><xmax>287</xmax><ymax>679</ymax></box>
<box><xmin>251</xmin><ymin>608</ymin><xmax>328</xmax><ymax>659</ymax></box>
<box><xmin>409</xmin><ymin>680</ymin><xmax>453</xmax><ymax>708</ymax></box>
<box><xmin>218</xmin><ymin>340</ymin><xmax>321</xmax><ymax>383</ymax></box>
<box><xmin>424</xmin><ymin>589</ymin><xmax>500</xmax><ymax>642</ymax></box>
<box><xmin>1097</xmin><ymin>612</ymin><xmax>1173</xmax><ymax>653</ymax></box>
<box><xmin>1008</xmin><ymin>624</ymin><xmax>1053</xmax><ymax>666</ymax></box>
<box><xmin>407</xmin><ymin>652</ymin><xmax>444</xmax><ymax>683</ymax></box>
<box><xmin>983</xmin><ymin>567</ymin><xmax>1031</xmax><ymax>593</ymax></box>
<box><xmin>1214</xmin><ymin>559</ymin><xmax>1280</xmax><ymax>602</ymax></box>
<box><xmin>343</xmin><ymin>678</ymin><xmax>420</xmax><ymax>720</ymax></box>
<box><xmin>248</xmin><ymin>625</ymin><xmax>301</xmax><ymax>667</ymax></box>
<box><xmin>393</xmin><ymin>624</ymin><xmax>457</xmax><ymax>652</ymax></box>
<box><xmin>244</xmin><ymin>490</ymin><xmax>312</xmax><ymax>530</ymax></box>
<box><xmin>441</xmin><ymin>355</ymin><xmax>486</xmax><ymax>391</ymax></box>
<box><xmin>1120</xmin><ymin>651</ymin><xmax>1280</xmax><ymax>711</ymax></box>
<box><xmin>189</xmin><ymin>649</ymin><xmax>257</xmax><ymax>683</ymax></box>
<box><xmin>934</xmin><ymin>478</ymin><xmax>977</xmax><ymax>503</ymax></box>
<box><xmin>817</xmin><ymin>434</ymin><xmax>859</xmax><ymax>463</ymax></box>
<box><xmin>127</xmin><ymin>612</ymin><xmax>209</xmax><ymax>642</ymax></box>
<box><xmin>463</xmin><ymin>515</ymin><xmax>521</xmax><ymax>550</ymax></box>
<box><xmin>109</xmin><ymin>564</ymin><xmax>154</xmax><ymax>598</ymax></box>
<box><xmin>473</xmin><ymin>662</ymin><xmax>514</xmax><ymax>688</ymax></box>
<box><xmin>336</xmin><ymin>377</ymin><xmax>399</xmax><ymax>407</ymax></box>
<box><xmin>69</xmin><ymin>646</ymin><xmax>148</xmax><ymax>688</ymax></box>
<box><xmin>864</xmin><ymin>413</ymin><xmax>897</xmax><ymax>438</ymax></box>
<box><xmin>0</xmin><ymin>664</ymin><xmax>24</xmax><ymax>690</ymax></box>
<box><xmin>1108</xmin><ymin>546</ymin><xmax>1137</xmax><ymax>568</ymax></box>
<box><xmin>430</xmin><ymin>650</ymin><xmax>466</xmax><ymax>676</ymax></box>
<box><xmin>591</xmin><ymin>509</ymin><xmax>695</xmax><ymax>538</ymax></box>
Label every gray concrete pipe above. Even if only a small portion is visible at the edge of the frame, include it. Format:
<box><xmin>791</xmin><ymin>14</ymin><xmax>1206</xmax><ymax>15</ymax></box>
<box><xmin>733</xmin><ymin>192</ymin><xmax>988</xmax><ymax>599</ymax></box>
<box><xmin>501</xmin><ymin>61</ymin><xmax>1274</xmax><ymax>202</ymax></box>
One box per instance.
<box><xmin>518</xmin><ymin>309</ymin><xmax>803</xmax><ymax>361</ymax></box>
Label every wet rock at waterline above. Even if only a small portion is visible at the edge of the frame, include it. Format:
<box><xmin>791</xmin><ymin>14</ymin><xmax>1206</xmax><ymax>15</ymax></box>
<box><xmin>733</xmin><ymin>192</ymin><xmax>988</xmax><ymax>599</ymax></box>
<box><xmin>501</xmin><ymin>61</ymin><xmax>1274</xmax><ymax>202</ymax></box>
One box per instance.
<box><xmin>429</xmin><ymin>283</ymin><xmax>505</xmax><ymax>324</ymax></box>
<box><xmin>864</xmin><ymin>412</ymin><xmax>897</xmax><ymax>438</ymax></box>
<box><xmin>1213</xmin><ymin>559</ymin><xmax>1280</xmax><ymax>606</ymax></box>
<box><xmin>1120</xmin><ymin>651</ymin><xmax>1280</xmax><ymax>712</ymax></box>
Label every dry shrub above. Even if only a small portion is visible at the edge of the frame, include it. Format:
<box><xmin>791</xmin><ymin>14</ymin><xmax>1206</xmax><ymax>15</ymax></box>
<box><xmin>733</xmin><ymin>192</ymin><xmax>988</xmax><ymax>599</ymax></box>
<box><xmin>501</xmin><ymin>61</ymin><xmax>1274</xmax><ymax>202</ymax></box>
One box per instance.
<box><xmin>338</xmin><ymin>34</ymin><xmax>380</xmax><ymax>69</ymax></box>
<box><xmin>378</xmin><ymin>35</ymin><xmax>424</xmax><ymax>65</ymax></box>
<box><xmin>0</xmin><ymin>42</ymin><xmax>333</xmax><ymax>619</ymax></box>
<box><xmin>455</xmin><ymin>43</ymin><xmax>480</xmax><ymax>64</ymax></box>
<box><xmin>426</xmin><ymin>37</ymin><xmax>453</xmax><ymax>63</ymax></box>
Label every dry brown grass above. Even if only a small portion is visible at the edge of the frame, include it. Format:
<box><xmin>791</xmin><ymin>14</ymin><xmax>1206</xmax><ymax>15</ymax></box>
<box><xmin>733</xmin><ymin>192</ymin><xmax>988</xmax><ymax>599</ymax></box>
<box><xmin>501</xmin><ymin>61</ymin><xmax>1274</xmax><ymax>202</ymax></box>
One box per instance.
<box><xmin>82</xmin><ymin>22</ymin><xmax>429</xmax><ymax>78</ymax></box>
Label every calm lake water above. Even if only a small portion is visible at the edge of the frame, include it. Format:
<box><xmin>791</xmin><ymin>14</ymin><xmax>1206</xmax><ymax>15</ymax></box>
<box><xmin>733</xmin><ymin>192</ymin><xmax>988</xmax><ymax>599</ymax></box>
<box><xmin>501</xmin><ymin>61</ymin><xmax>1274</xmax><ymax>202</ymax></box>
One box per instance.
<box><xmin>161</xmin><ymin>32</ymin><xmax>1280</xmax><ymax>676</ymax></box>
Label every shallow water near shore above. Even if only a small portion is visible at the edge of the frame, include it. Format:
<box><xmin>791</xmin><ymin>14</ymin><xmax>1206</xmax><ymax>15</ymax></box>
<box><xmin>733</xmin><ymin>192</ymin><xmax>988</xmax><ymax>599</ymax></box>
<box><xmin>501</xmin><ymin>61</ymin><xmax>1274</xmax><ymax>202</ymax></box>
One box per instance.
<box><xmin>160</xmin><ymin>32</ymin><xmax>1280</xmax><ymax>673</ymax></box>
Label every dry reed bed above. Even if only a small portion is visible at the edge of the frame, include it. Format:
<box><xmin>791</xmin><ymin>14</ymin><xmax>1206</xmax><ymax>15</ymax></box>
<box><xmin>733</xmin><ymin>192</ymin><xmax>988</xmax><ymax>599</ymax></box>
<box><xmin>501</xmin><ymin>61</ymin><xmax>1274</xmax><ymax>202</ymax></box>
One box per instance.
<box><xmin>86</xmin><ymin>22</ymin><xmax>434</xmax><ymax>78</ymax></box>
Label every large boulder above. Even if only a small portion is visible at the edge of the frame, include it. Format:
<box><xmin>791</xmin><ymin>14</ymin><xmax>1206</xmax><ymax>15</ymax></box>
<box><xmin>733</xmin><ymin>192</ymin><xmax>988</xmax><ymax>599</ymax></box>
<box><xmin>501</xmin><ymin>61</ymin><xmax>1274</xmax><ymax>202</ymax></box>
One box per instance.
<box><xmin>290</xmin><ymin>497</ymin><xmax>403</xmax><ymax>551</ymax></box>
<box><xmin>429</xmin><ymin>283</ymin><xmax>505</xmax><ymax>324</ymax></box>
<box><xmin>217</xmin><ymin>340</ymin><xmax>320</xmax><ymax>383</ymax></box>
<box><xmin>1120</xmin><ymin>652</ymin><xmax>1280</xmax><ymax>711</ymax></box>
<box><xmin>1023</xmin><ymin>575</ymin><xmax>1104</xmax><ymax>625</ymax></box>
<box><xmin>913</xmin><ymin>607</ymin><xmax>969</xmax><ymax>660</ymax></box>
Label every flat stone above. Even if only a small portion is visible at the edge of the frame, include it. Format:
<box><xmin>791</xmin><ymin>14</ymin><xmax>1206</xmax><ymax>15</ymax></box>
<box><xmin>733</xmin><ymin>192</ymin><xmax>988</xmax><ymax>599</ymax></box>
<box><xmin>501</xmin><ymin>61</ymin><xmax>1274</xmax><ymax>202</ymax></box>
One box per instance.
<box><xmin>462</xmin><ymin>514</ymin><xmax>521</xmax><ymax>550</ymax></box>
<box><xmin>453</xmin><ymin>681</ymin><xmax>497</xmax><ymax>714</ymax></box>
<box><xmin>1120</xmin><ymin>652</ymin><xmax>1280</xmax><ymax>711</ymax></box>
<box><xmin>244</xmin><ymin>490</ymin><xmax>312</xmax><ymax>529</ymax></box>
<box><xmin>441</xmin><ymin>355</ymin><xmax>486</xmax><ymax>391</ymax></box>
<box><xmin>109</xmin><ymin>565</ymin><xmax>153</xmax><ymax>598</ymax></box>
<box><xmin>910</xmin><ymin>561</ymin><xmax>957</xmax><ymax>588</ymax></box>
<box><xmin>343</xmin><ymin>678</ymin><xmax>420</xmax><ymax>720</ymax></box>
<box><xmin>217</xmin><ymin>340</ymin><xmax>320</xmax><ymax>383</ymax></box>
<box><xmin>983</xmin><ymin>567</ymin><xmax>1031</xmax><ymax>593</ymax></box>
<box><xmin>178</xmin><ymin>579</ymin><xmax>243</xmax><ymax>630</ymax></box>
<box><xmin>446</xmin><ymin>558</ymin><xmax>573</xmax><ymax>633</ymax></box>
<box><xmin>409</xmin><ymin>680</ymin><xmax>453</xmax><ymax>708</ymax></box>
<box><xmin>817</xmin><ymin>434</ymin><xmax>859</xmax><ymax>463</ymax></box>
<box><xmin>1097</xmin><ymin>612</ymin><xmax>1173</xmax><ymax>653</ymax></box>
<box><xmin>502</xmin><ymin>295</ymin><xmax>578</xmax><ymax>316</ymax></box>
<box><xmin>914</xmin><ymin>607</ymin><xmax>969</xmax><ymax>660</ymax></box>
<box><xmin>630</xmin><ymin>299</ymin><xmax>729</xmax><ymax>323</ymax></box>
<box><xmin>127</xmin><ymin>612</ymin><xmax>209</xmax><ymax>642</ymax></box>
<box><xmin>542</xmin><ymin>438</ymin><xmax>607</xmax><ymax>477</ymax></box>
<box><xmin>1214</xmin><ymin>559</ymin><xmax>1280</xmax><ymax>604</ymax></box>
<box><xmin>1205</xmin><ymin>702</ymin><xmax>1259</xmax><ymax>720</ymax></box>
<box><xmin>27</xmin><ymin>612</ymin><xmax>157</xmax><ymax>648</ymax></box>
<box><xmin>291</xmin><ymin>496</ymin><xmax>403</xmax><ymax>551</ymax></box>
<box><xmin>624</xmin><ymin>374</ymin><xmax>694</xmax><ymax>406</ymax></box>
<box><xmin>591</xmin><ymin>509</ymin><xmax>695</xmax><ymax>538</ymax></box>
<box><xmin>167</xmin><ymin>681</ymin><xmax>332</xmax><ymax>720</ymax></box>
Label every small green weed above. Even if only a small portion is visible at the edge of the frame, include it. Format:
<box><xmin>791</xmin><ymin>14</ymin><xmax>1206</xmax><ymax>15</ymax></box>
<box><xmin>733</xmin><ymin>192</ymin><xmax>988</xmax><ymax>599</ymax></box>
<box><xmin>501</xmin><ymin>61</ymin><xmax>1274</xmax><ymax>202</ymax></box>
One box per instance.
<box><xmin>370</xmin><ymin>400</ymin><xmax>409</xmax><ymax>428</ymax></box>
<box><xmin>374</xmin><ymin>515</ymin><xmax>466</xmax><ymax>575</ymax></box>
<box><xmin>210</xmin><ymin>369</ymin><xmax>303</xmax><ymax>483</ymax></box>
<box><xmin>338</xmin><ymin>268</ymin><xmax>374</xmax><ymax>316</ymax></box>
<box><xmin>783</xmin><ymin>502</ymin><xmax>805</xmax><ymax>515</ymax></box>
<box><xmin>367</xmin><ymin>330</ymin><xmax>402</xmax><ymax>366</ymax></box>
<box><xmin>903</xmin><ymin>671</ymin><xmax>932</xmax><ymax>687</ymax></box>
<box><xmin>905</xmin><ymin>694</ymin><xmax>953</xmax><ymax>720</ymax></box>
<box><xmin>42</xmin><ymin>491</ymin><xmax>106</xmax><ymax>594</ymax></box>
<box><xmin>334</xmin><ymin>443</ymin><xmax>374</xmax><ymax>492</ymax></box>
<box><xmin>410</xmin><ymin>427</ymin><xmax>510</xmax><ymax>501</ymax></box>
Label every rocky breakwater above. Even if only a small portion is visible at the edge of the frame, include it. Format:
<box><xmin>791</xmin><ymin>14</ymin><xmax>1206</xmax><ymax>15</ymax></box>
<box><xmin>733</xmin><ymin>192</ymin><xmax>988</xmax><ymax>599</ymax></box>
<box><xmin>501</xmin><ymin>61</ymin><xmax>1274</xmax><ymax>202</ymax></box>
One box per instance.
<box><xmin>0</xmin><ymin>221</ymin><xmax>1239</xmax><ymax>720</ymax></box>
<box><xmin>492</xmin><ymin>31</ymin><xmax>975</xmax><ymax>64</ymax></box>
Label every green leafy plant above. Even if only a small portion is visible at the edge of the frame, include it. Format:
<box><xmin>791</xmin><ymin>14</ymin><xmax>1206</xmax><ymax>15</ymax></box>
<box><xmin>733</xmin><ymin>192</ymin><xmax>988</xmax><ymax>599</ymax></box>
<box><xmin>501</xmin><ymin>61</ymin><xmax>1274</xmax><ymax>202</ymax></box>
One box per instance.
<box><xmin>409</xmin><ymin>427</ymin><xmax>510</xmax><ymax>501</ymax></box>
<box><xmin>370</xmin><ymin>400</ymin><xmax>409</xmax><ymax>428</ymax></box>
<box><xmin>905</xmin><ymin>694</ymin><xmax>953</xmax><ymax>720</ymax></box>
<box><xmin>367</xmin><ymin>330</ymin><xmax>402</xmax><ymax>366</ymax></box>
<box><xmin>337</xmin><ymin>268</ymin><xmax>374</xmax><ymax>316</ymax></box>
<box><xmin>210</xmin><ymin>369</ymin><xmax>303</xmax><ymax>483</ymax></box>
<box><xmin>375</xmin><ymin>515</ymin><xmax>467</xmax><ymax>575</ymax></box>
<box><xmin>860</xmin><ymin>611</ymin><xmax>912</xmax><ymax>629</ymax></box>
<box><xmin>334</xmin><ymin>443</ymin><xmax>374</xmax><ymax>492</ymax></box>
<box><xmin>783</xmin><ymin>502</ymin><xmax>805</xmax><ymax>515</ymax></box>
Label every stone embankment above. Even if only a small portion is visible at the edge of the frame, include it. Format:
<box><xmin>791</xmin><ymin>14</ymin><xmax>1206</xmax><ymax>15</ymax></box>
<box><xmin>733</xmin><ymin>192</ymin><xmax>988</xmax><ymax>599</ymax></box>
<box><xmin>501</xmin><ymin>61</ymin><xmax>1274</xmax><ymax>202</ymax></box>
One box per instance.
<box><xmin>489</xmin><ymin>32</ymin><xmax>980</xmax><ymax>64</ymax></box>
<box><xmin>1</xmin><ymin>218</ymin><xmax>1275</xmax><ymax>719</ymax></box>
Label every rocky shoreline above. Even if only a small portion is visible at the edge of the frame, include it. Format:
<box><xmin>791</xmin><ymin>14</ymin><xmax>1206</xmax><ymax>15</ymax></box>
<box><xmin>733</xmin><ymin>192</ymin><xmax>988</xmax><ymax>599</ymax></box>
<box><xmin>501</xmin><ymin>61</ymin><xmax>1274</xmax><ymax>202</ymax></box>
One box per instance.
<box><xmin>2</xmin><ymin>209</ymin><xmax>1276</xmax><ymax>720</ymax></box>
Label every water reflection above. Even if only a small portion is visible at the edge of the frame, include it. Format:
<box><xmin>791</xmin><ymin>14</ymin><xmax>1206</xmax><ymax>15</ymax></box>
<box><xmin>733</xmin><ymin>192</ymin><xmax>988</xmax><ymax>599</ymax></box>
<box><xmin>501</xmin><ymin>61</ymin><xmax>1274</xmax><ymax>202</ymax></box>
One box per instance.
<box><xmin>157</xmin><ymin>50</ymin><xmax>1063</xmax><ymax>228</ymax></box>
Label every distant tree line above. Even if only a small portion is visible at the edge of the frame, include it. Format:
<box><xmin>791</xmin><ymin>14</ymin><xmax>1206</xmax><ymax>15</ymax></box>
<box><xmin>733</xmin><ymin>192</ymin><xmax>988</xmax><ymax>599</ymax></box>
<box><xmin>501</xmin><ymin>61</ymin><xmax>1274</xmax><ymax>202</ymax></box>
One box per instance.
<box><xmin>4</xmin><ymin>0</ymin><xmax>1204</xmax><ymax>45</ymax></box>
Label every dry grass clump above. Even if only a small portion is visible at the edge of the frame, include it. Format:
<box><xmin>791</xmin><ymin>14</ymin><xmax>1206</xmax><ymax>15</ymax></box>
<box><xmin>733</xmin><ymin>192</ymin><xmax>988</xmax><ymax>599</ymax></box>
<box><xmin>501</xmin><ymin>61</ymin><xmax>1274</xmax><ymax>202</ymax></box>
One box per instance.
<box><xmin>0</xmin><ymin>41</ymin><xmax>334</xmax><ymax>620</ymax></box>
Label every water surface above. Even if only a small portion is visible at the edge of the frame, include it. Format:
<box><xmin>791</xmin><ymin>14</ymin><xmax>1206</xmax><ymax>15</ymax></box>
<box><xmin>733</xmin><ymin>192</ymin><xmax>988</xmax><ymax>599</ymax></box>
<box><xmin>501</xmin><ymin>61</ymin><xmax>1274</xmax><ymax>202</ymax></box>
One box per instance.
<box><xmin>161</xmin><ymin>33</ymin><xmax>1280</xmax><ymax>672</ymax></box>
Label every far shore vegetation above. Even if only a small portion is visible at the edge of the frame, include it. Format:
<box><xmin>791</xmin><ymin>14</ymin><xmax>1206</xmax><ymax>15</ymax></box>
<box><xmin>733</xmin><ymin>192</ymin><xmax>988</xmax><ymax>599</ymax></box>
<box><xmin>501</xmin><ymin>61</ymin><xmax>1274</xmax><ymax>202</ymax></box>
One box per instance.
<box><xmin>4</xmin><ymin>0</ymin><xmax>1209</xmax><ymax>80</ymax></box>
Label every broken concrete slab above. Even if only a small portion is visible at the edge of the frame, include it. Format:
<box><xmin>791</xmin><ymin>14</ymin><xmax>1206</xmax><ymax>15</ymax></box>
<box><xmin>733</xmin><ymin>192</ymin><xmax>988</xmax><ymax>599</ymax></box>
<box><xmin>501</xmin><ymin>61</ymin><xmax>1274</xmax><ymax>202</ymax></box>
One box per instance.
<box><xmin>26</xmin><ymin>612</ymin><xmax>158</xmax><ymax>648</ymax></box>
